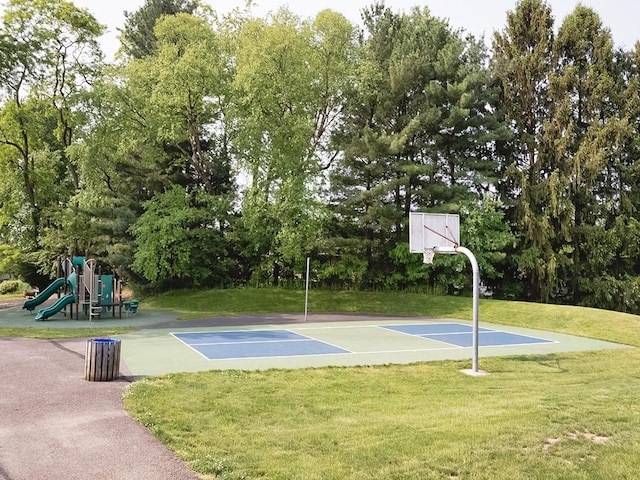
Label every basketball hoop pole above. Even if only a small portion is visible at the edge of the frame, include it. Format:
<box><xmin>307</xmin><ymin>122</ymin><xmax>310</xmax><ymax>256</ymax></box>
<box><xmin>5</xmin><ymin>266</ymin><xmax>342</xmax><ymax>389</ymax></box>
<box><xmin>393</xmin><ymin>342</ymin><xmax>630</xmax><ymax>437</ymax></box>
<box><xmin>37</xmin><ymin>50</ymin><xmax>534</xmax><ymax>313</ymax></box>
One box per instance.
<box><xmin>410</xmin><ymin>212</ymin><xmax>485</xmax><ymax>375</ymax></box>
<box><xmin>436</xmin><ymin>246</ymin><xmax>480</xmax><ymax>374</ymax></box>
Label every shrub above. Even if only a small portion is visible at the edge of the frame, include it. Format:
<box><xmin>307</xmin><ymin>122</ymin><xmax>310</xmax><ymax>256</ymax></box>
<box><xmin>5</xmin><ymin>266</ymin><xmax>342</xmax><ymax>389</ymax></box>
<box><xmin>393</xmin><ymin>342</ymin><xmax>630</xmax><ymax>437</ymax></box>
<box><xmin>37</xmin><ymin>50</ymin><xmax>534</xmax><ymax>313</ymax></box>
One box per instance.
<box><xmin>0</xmin><ymin>280</ymin><xmax>24</xmax><ymax>295</ymax></box>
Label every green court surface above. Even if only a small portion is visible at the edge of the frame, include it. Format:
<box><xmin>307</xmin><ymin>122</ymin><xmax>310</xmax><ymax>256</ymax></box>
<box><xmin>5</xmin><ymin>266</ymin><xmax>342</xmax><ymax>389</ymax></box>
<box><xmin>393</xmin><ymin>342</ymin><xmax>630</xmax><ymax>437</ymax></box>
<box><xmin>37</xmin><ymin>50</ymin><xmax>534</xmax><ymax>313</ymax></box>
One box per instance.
<box><xmin>117</xmin><ymin>315</ymin><xmax>627</xmax><ymax>376</ymax></box>
<box><xmin>0</xmin><ymin>302</ymin><xmax>628</xmax><ymax>377</ymax></box>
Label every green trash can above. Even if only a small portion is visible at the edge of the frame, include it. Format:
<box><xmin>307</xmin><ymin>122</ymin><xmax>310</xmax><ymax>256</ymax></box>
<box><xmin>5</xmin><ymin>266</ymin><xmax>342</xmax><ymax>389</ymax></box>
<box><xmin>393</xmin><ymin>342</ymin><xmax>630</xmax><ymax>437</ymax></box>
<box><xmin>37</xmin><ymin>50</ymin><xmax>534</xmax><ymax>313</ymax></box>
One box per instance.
<box><xmin>85</xmin><ymin>338</ymin><xmax>121</xmax><ymax>381</ymax></box>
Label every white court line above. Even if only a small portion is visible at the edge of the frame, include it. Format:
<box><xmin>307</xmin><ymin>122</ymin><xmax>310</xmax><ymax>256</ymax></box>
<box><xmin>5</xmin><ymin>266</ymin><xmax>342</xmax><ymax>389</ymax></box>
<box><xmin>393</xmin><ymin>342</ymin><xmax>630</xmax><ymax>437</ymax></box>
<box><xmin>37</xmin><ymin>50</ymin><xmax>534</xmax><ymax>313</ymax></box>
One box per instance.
<box><xmin>170</xmin><ymin>328</ymin><xmax>303</xmax><ymax>337</ymax></box>
<box><xmin>378</xmin><ymin>323</ymin><xmax>557</xmax><ymax>345</ymax></box>
<box><xmin>204</xmin><ymin>351</ymin><xmax>353</xmax><ymax>361</ymax></box>
<box><xmin>173</xmin><ymin>329</ymin><xmax>356</xmax><ymax>353</ymax></box>
<box><xmin>205</xmin><ymin>346</ymin><xmax>465</xmax><ymax>362</ymax></box>
<box><xmin>420</xmin><ymin>331</ymin><xmax>476</xmax><ymax>336</ymax></box>
<box><xmin>171</xmin><ymin>324</ymin><xmax>559</xmax><ymax>361</ymax></box>
<box><xmin>289</xmin><ymin>329</ymin><xmax>357</xmax><ymax>353</ymax></box>
<box><xmin>188</xmin><ymin>338</ymin><xmax>312</xmax><ymax>346</ymax></box>
<box><xmin>472</xmin><ymin>330</ymin><xmax>558</xmax><ymax>344</ymax></box>
<box><xmin>292</xmin><ymin>322</ymin><xmax>464</xmax><ymax>331</ymax></box>
<box><xmin>376</xmin><ymin>323</ymin><xmax>471</xmax><ymax>339</ymax></box>
<box><xmin>416</xmin><ymin>333</ymin><xmax>558</xmax><ymax>348</ymax></box>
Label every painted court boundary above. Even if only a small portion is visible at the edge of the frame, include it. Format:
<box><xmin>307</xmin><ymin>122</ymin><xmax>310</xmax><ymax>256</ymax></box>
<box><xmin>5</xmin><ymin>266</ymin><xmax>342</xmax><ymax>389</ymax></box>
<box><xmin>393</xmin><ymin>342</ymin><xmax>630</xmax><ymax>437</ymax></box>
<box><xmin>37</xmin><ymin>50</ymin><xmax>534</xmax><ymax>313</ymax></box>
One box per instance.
<box><xmin>172</xmin><ymin>329</ymin><xmax>351</xmax><ymax>360</ymax></box>
<box><xmin>380</xmin><ymin>322</ymin><xmax>556</xmax><ymax>348</ymax></box>
<box><xmin>119</xmin><ymin>317</ymin><xmax>628</xmax><ymax>375</ymax></box>
<box><xmin>171</xmin><ymin>322</ymin><xmax>557</xmax><ymax>361</ymax></box>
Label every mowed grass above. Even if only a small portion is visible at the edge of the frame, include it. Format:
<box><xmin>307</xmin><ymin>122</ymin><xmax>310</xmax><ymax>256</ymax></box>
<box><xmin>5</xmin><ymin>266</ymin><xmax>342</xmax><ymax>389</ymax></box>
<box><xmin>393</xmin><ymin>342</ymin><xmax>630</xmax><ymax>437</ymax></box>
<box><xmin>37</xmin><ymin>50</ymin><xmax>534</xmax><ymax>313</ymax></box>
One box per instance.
<box><xmin>145</xmin><ymin>287</ymin><xmax>471</xmax><ymax>317</ymax></box>
<box><xmin>124</xmin><ymin>289</ymin><xmax>640</xmax><ymax>479</ymax></box>
<box><xmin>0</xmin><ymin>326</ymin><xmax>137</xmax><ymax>338</ymax></box>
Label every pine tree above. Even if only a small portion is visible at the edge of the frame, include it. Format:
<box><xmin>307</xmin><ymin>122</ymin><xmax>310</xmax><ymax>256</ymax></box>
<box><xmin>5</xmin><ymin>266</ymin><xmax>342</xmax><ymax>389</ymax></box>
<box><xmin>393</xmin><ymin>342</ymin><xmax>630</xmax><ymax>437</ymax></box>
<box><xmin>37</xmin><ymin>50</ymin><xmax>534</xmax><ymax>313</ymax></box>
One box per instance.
<box><xmin>329</xmin><ymin>5</ymin><xmax>506</xmax><ymax>288</ymax></box>
<box><xmin>492</xmin><ymin>0</ymin><xmax>561</xmax><ymax>301</ymax></box>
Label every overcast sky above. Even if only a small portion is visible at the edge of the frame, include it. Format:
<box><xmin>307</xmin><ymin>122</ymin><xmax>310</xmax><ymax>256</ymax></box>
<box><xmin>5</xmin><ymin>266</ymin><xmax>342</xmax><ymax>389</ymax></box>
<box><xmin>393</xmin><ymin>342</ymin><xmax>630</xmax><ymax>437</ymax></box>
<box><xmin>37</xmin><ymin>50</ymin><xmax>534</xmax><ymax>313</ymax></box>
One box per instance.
<box><xmin>52</xmin><ymin>0</ymin><xmax>640</xmax><ymax>60</ymax></box>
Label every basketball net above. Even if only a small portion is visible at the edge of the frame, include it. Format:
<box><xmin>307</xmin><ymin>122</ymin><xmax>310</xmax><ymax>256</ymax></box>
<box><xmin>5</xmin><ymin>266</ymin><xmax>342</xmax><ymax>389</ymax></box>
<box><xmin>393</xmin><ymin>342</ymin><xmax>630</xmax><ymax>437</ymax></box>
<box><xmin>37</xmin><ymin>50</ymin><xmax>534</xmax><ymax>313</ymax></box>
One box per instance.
<box><xmin>423</xmin><ymin>247</ymin><xmax>435</xmax><ymax>264</ymax></box>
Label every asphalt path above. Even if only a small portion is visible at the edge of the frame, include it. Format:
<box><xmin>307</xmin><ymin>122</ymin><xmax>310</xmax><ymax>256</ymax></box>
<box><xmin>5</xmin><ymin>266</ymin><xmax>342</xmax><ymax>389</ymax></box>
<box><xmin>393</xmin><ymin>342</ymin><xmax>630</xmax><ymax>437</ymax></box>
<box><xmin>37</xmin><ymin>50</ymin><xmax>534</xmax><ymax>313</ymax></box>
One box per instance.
<box><xmin>0</xmin><ymin>335</ymin><xmax>199</xmax><ymax>480</ymax></box>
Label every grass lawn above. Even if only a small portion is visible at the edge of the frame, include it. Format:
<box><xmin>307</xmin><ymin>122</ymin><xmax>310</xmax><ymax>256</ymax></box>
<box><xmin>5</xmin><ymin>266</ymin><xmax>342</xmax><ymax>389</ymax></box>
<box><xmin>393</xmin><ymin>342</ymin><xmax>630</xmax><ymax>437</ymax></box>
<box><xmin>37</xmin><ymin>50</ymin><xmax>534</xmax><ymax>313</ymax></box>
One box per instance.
<box><xmin>0</xmin><ymin>326</ymin><xmax>138</xmax><ymax>338</ymax></box>
<box><xmin>122</xmin><ymin>289</ymin><xmax>640</xmax><ymax>479</ymax></box>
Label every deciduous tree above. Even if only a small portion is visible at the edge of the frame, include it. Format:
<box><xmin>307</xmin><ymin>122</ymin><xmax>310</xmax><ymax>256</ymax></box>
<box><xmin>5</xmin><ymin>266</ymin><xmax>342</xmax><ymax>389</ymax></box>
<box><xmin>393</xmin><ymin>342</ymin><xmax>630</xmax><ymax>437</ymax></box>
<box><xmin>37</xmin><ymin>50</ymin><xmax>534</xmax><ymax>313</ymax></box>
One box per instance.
<box><xmin>232</xmin><ymin>8</ymin><xmax>356</xmax><ymax>284</ymax></box>
<box><xmin>0</xmin><ymin>0</ymin><xmax>103</xmax><ymax>253</ymax></box>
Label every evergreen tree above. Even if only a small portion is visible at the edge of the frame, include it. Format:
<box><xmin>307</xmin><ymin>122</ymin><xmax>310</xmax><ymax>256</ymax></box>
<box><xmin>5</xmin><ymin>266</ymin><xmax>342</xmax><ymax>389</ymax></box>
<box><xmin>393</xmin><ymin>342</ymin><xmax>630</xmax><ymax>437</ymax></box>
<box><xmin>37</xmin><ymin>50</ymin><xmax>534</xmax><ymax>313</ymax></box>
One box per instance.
<box><xmin>549</xmin><ymin>6</ymin><xmax>621</xmax><ymax>304</ymax></box>
<box><xmin>492</xmin><ymin>0</ymin><xmax>559</xmax><ymax>301</ymax></box>
<box><xmin>329</xmin><ymin>4</ymin><xmax>506</xmax><ymax>289</ymax></box>
<box><xmin>574</xmin><ymin>42</ymin><xmax>640</xmax><ymax>311</ymax></box>
<box><xmin>120</xmin><ymin>0</ymin><xmax>197</xmax><ymax>59</ymax></box>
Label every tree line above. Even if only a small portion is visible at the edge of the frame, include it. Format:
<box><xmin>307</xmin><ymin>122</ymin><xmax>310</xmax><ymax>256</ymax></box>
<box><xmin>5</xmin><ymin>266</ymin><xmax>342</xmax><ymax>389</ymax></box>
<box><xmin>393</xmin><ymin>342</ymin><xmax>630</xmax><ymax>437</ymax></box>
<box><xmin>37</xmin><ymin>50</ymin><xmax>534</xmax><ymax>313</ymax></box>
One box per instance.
<box><xmin>0</xmin><ymin>0</ymin><xmax>639</xmax><ymax>312</ymax></box>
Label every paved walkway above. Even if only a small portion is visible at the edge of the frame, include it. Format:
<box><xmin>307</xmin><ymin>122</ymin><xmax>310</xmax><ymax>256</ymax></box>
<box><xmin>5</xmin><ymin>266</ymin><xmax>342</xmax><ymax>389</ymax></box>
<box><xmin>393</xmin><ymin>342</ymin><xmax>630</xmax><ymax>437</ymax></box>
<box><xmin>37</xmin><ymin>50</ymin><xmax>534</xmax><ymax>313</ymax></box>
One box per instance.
<box><xmin>0</xmin><ymin>336</ymin><xmax>199</xmax><ymax>480</ymax></box>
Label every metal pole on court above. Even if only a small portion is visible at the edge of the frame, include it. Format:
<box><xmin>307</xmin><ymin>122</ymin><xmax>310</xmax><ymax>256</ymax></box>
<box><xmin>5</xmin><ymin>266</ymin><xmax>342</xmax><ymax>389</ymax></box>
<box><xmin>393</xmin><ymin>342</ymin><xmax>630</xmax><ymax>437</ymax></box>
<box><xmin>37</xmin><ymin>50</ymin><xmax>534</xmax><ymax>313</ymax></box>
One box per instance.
<box><xmin>456</xmin><ymin>247</ymin><xmax>480</xmax><ymax>372</ymax></box>
<box><xmin>304</xmin><ymin>257</ymin><xmax>310</xmax><ymax>322</ymax></box>
<box><xmin>436</xmin><ymin>246</ymin><xmax>485</xmax><ymax>376</ymax></box>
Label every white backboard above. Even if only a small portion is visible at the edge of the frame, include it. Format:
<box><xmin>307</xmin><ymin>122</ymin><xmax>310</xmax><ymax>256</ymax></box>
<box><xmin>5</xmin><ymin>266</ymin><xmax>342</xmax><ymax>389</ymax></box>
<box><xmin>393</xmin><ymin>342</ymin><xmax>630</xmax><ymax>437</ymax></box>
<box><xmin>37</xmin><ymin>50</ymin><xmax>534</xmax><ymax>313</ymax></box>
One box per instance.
<box><xmin>409</xmin><ymin>213</ymin><xmax>460</xmax><ymax>252</ymax></box>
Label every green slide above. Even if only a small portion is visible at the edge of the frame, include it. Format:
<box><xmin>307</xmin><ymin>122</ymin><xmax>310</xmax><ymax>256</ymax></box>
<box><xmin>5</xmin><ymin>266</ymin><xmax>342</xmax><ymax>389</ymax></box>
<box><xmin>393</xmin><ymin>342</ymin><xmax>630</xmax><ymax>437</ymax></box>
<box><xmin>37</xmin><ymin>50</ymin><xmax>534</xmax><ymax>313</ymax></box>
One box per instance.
<box><xmin>22</xmin><ymin>277</ymin><xmax>66</xmax><ymax>311</ymax></box>
<box><xmin>34</xmin><ymin>294</ymin><xmax>76</xmax><ymax>321</ymax></box>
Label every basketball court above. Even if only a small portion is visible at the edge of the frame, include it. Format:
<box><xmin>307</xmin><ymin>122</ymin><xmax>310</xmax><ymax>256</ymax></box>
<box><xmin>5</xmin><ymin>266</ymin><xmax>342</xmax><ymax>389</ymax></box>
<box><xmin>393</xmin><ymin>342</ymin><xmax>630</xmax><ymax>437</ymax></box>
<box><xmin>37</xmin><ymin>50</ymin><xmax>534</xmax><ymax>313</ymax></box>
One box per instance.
<box><xmin>173</xmin><ymin>322</ymin><xmax>554</xmax><ymax>360</ymax></box>
<box><xmin>118</xmin><ymin>315</ymin><xmax>627</xmax><ymax>376</ymax></box>
<box><xmin>0</xmin><ymin>300</ymin><xmax>629</xmax><ymax>376</ymax></box>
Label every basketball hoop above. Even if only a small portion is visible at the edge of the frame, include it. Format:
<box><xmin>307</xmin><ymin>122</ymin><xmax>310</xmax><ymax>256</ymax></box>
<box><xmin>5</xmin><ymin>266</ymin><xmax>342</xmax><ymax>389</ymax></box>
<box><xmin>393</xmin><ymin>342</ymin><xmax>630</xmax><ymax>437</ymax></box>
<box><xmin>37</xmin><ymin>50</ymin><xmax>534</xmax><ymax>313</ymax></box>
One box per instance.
<box><xmin>409</xmin><ymin>212</ymin><xmax>483</xmax><ymax>374</ymax></box>
<box><xmin>423</xmin><ymin>247</ymin><xmax>435</xmax><ymax>264</ymax></box>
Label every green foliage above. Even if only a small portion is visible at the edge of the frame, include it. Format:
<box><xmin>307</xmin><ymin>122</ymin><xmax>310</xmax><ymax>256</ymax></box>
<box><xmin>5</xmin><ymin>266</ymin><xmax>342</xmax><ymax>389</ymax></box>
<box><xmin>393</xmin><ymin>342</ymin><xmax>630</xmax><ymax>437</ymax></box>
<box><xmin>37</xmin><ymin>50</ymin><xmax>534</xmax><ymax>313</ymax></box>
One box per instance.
<box><xmin>316</xmin><ymin>250</ymin><xmax>369</xmax><ymax>289</ymax></box>
<box><xmin>0</xmin><ymin>279</ymin><xmax>23</xmax><ymax>294</ymax></box>
<box><xmin>459</xmin><ymin>195</ymin><xmax>516</xmax><ymax>297</ymax></box>
<box><xmin>491</xmin><ymin>0</ymin><xmax>636</xmax><ymax>307</ymax></box>
<box><xmin>232</xmin><ymin>9</ymin><xmax>353</xmax><ymax>283</ymax></box>
<box><xmin>0</xmin><ymin>0</ymin><xmax>104</xmax><ymax>264</ymax></box>
<box><xmin>121</xmin><ymin>11</ymin><xmax>233</xmax><ymax>196</ymax></box>
<box><xmin>70</xmin><ymin>7</ymin><xmax>235</xmax><ymax>281</ymax></box>
<box><xmin>0</xmin><ymin>243</ymin><xmax>20</xmax><ymax>275</ymax></box>
<box><xmin>131</xmin><ymin>186</ymin><xmax>232</xmax><ymax>288</ymax></box>
<box><xmin>120</xmin><ymin>0</ymin><xmax>198</xmax><ymax>59</ymax></box>
<box><xmin>328</xmin><ymin>5</ymin><xmax>508</xmax><ymax>290</ymax></box>
<box><xmin>375</xmin><ymin>196</ymin><xmax>515</xmax><ymax>295</ymax></box>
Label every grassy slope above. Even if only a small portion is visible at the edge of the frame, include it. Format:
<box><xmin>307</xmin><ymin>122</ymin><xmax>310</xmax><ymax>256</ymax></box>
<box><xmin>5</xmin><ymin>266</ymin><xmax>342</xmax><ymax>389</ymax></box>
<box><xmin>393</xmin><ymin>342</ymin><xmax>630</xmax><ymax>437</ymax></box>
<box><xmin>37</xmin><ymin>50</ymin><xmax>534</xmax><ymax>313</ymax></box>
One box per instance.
<box><xmin>122</xmin><ymin>288</ymin><xmax>640</xmax><ymax>480</ymax></box>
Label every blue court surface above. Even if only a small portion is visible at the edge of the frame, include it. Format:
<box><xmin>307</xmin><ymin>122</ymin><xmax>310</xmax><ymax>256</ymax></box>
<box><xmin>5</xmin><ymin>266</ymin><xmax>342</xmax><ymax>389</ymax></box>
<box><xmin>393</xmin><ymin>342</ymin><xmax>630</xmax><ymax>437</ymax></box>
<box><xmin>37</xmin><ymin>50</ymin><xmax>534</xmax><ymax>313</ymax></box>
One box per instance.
<box><xmin>173</xmin><ymin>323</ymin><xmax>554</xmax><ymax>361</ymax></box>
<box><xmin>173</xmin><ymin>329</ymin><xmax>350</xmax><ymax>360</ymax></box>
<box><xmin>381</xmin><ymin>323</ymin><xmax>554</xmax><ymax>348</ymax></box>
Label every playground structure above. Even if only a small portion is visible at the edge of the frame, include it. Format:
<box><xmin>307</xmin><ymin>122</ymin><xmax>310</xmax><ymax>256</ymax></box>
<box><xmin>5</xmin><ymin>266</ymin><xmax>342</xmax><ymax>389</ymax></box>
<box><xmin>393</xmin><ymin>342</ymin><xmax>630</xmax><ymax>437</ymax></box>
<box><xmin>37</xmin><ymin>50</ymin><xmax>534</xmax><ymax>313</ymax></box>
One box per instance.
<box><xmin>23</xmin><ymin>256</ymin><xmax>129</xmax><ymax>321</ymax></box>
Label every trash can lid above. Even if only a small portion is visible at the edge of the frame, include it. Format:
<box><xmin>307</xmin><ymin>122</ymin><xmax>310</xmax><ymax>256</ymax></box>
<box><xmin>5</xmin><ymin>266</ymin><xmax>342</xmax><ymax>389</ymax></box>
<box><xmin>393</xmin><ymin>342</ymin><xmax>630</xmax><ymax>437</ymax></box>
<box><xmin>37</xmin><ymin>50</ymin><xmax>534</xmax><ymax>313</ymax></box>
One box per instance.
<box><xmin>92</xmin><ymin>338</ymin><xmax>118</xmax><ymax>343</ymax></box>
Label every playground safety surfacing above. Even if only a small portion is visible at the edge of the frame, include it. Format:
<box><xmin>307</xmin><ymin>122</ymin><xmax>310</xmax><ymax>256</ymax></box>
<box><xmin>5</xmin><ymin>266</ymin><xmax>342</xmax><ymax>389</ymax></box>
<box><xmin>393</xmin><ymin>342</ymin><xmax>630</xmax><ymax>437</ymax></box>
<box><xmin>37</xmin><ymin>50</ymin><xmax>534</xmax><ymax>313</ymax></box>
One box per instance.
<box><xmin>0</xmin><ymin>303</ymin><xmax>628</xmax><ymax>376</ymax></box>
